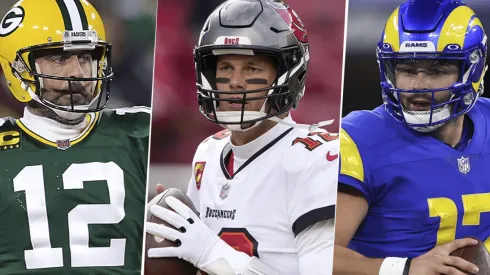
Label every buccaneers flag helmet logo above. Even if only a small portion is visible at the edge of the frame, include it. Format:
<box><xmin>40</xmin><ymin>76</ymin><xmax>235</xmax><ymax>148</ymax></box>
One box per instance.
<box><xmin>270</xmin><ymin>2</ymin><xmax>308</xmax><ymax>43</ymax></box>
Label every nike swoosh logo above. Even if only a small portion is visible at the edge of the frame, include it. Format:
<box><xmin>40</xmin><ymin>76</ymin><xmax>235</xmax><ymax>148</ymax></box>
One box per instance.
<box><xmin>326</xmin><ymin>151</ymin><xmax>338</xmax><ymax>161</ymax></box>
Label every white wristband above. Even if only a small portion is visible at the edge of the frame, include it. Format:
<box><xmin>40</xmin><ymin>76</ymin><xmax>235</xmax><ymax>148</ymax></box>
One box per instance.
<box><xmin>378</xmin><ymin>257</ymin><xmax>408</xmax><ymax>275</ymax></box>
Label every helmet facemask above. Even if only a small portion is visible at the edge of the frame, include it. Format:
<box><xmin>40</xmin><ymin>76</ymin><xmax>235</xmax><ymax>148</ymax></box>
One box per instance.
<box><xmin>378</xmin><ymin>46</ymin><xmax>487</xmax><ymax>132</ymax></box>
<box><xmin>195</xmin><ymin>45</ymin><xmax>308</xmax><ymax>132</ymax></box>
<box><xmin>376</xmin><ymin>0</ymin><xmax>488</xmax><ymax>133</ymax></box>
<box><xmin>12</xmin><ymin>30</ymin><xmax>113</xmax><ymax>121</ymax></box>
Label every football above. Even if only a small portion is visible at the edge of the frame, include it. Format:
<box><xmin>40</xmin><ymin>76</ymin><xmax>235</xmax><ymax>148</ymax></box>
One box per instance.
<box><xmin>449</xmin><ymin>238</ymin><xmax>490</xmax><ymax>275</ymax></box>
<box><xmin>144</xmin><ymin>188</ymin><xmax>199</xmax><ymax>275</ymax></box>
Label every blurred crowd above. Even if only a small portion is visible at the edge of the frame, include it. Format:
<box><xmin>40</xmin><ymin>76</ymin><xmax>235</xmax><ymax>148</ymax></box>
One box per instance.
<box><xmin>151</xmin><ymin>0</ymin><xmax>346</xmax><ymax>163</ymax></box>
<box><xmin>0</xmin><ymin>0</ymin><xmax>156</xmax><ymax>117</ymax></box>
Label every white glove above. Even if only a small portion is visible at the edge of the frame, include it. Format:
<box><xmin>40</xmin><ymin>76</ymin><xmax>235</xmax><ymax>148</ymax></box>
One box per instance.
<box><xmin>146</xmin><ymin>196</ymin><xmax>252</xmax><ymax>274</ymax></box>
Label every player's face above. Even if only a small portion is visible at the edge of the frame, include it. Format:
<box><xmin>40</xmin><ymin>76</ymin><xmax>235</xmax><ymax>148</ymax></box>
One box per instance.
<box><xmin>215</xmin><ymin>54</ymin><xmax>276</xmax><ymax>113</ymax></box>
<box><xmin>395</xmin><ymin>60</ymin><xmax>459</xmax><ymax>111</ymax></box>
<box><xmin>35</xmin><ymin>49</ymin><xmax>96</xmax><ymax>106</ymax></box>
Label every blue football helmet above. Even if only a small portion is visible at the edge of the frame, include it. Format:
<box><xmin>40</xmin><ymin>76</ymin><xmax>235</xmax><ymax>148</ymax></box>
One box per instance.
<box><xmin>377</xmin><ymin>0</ymin><xmax>487</xmax><ymax>132</ymax></box>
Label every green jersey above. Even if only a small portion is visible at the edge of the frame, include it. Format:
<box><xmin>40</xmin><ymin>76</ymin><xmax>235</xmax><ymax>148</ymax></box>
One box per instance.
<box><xmin>0</xmin><ymin>107</ymin><xmax>149</xmax><ymax>275</ymax></box>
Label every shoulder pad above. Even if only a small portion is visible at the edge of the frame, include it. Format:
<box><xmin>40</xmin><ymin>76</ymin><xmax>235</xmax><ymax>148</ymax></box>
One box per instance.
<box><xmin>339</xmin><ymin>128</ymin><xmax>364</xmax><ymax>182</ymax></box>
<box><xmin>114</xmin><ymin>106</ymin><xmax>151</xmax><ymax>115</ymax></box>
<box><xmin>101</xmin><ymin>107</ymin><xmax>150</xmax><ymax>138</ymax></box>
<box><xmin>0</xmin><ymin>117</ymin><xmax>18</xmax><ymax>128</ymax></box>
<box><xmin>283</xmin><ymin>131</ymin><xmax>339</xmax><ymax>173</ymax></box>
<box><xmin>200</xmin><ymin>129</ymin><xmax>231</xmax><ymax>144</ymax></box>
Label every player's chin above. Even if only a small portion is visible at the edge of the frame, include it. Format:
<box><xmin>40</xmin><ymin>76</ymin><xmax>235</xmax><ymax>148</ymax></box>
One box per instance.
<box><xmin>238</xmin><ymin>122</ymin><xmax>256</xmax><ymax>130</ymax></box>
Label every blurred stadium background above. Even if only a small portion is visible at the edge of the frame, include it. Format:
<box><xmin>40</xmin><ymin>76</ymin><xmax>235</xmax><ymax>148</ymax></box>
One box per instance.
<box><xmin>343</xmin><ymin>0</ymin><xmax>490</xmax><ymax>116</ymax></box>
<box><xmin>149</xmin><ymin>0</ymin><xmax>346</xmax><ymax>198</ymax></box>
<box><xmin>0</xmin><ymin>0</ymin><xmax>156</xmax><ymax>117</ymax></box>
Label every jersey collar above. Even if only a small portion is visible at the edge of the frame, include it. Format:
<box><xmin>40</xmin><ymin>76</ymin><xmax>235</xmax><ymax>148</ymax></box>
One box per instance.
<box><xmin>16</xmin><ymin>107</ymin><xmax>99</xmax><ymax>149</ymax></box>
<box><xmin>230</xmin><ymin>114</ymin><xmax>294</xmax><ymax>160</ymax></box>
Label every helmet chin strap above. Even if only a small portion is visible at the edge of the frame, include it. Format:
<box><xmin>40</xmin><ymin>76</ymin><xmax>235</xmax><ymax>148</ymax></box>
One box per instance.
<box><xmin>217</xmin><ymin>110</ymin><xmax>334</xmax><ymax>133</ymax></box>
<box><xmin>216</xmin><ymin>91</ymin><xmax>334</xmax><ymax>133</ymax></box>
<box><xmin>401</xmin><ymin>92</ymin><xmax>457</xmax><ymax>133</ymax></box>
<box><xmin>217</xmin><ymin>111</ymin><xmax>264</xmax><ymax>132</ymax></box>
<box><xmin>402</xmin><ymin>104</ymin><xmax>452</xmax><ymax>133</ymax></box>
<box><xmin>216</xmin><ymin>87</ymin><xmax>272</xmax><ymax>132</ymax></box>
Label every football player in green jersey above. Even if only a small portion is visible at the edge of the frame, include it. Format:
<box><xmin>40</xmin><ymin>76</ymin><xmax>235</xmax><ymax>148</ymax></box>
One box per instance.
<box><xmin>0</xmin><ymin>0</ymin><xmax>150</xmax><ymax>274</ymax></box>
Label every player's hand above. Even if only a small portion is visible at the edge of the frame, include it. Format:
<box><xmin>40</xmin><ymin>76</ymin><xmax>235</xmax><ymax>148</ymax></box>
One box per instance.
<box><xmin>408</xmin><ymin>238</ymin><xmax>479</xmax><ymax>275</ymax></box>
<box><xmin>146</xmin><ymin>196</ymin><xmax>250</xmax><ymax>271</ymax></box>
<box><xmin>156</xmin><ymin>183</ymin><xmax>165</xmax><ymax>194</ymax></box>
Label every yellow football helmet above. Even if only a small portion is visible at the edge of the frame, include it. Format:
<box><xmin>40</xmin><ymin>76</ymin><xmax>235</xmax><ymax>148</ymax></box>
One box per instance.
<box><xmin>0</xmin><ymin>0</ymin><xmax>113</xmax><ymax>115</ymax></box>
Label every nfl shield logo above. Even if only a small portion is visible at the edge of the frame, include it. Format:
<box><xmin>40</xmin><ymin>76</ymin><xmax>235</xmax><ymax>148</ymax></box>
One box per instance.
<box><xmin>219</xmin><ymin>183</ymin><xmax>231</xmax><ymax>200</ymax></box>
<box><xmin>56</xmin><ymin>139</ymin><xmax>71</xmax><ymax>150</ymax></box>
<box><xmin>457</xmin><ymin>156</ymin><xmax>470</xmax><ymax>174</ymax></box>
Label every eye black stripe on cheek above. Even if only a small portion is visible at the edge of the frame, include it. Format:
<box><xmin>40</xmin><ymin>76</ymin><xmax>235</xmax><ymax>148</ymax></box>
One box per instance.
<box><xmin>245</xmin><ymin>78</ymin><xmax>268</xmax><ymax>84</ymax></box>
<box><xmin>215</xmin><ymin>77</ymin><xmax>230</xmax><ymax>84</ymax></box>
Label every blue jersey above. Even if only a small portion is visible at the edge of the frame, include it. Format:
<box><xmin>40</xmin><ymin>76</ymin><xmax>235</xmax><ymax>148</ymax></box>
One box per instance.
<box><xmin>339</xmin><ymin>98</ymin><xmax>490</xmax><ymax>258</ymax></box>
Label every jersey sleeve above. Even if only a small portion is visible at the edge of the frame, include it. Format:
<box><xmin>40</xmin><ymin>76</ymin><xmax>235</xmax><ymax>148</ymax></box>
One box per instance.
<box><xmin>101</xmin><ymin>106</ymin><xmax>151</xmax><ymax>183</ymax></box>
<box><xmin>114</xmin><ymin>106</ymin><xmax>151</xmax><ymax>138</ymax></box>
<box><xmin>186</xmin><ymin>173</ymin><xmax>200</xmax><ymax>213</ymax></box>
<box><xmin>338</xmin><ymin>128</ymin><xmax>372</xmax><ymax>204</ymax></box>
<box><xmin>114</xmin><ymin>106</ymin><xmax>151</xmax><ymax>176</ymax></box>
<box><xmin>296</xmin><ymin>219</ymin><xmax>334</xmax><ymax>275</ymax></box>
<box><xmin>186</xmin><ymin>138</ymin><xmax>210</xmax><ymax>214</ymax></box>
<box><xmin>285</xmin><ymin>136</ymin><xmax>338</xmax><ymax>237</ymax></box>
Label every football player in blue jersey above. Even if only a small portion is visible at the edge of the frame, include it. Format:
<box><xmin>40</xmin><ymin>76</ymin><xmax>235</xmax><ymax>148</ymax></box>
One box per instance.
<box><xmin>335</xmin><ymin>0</ymin><xmax>489</xmax><ymax>274</ymax></box>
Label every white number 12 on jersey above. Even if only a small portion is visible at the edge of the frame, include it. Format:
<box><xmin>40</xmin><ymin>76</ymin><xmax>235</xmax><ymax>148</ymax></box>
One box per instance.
<box><xmin>13</xmin><ymin>162</ymin><xmax>126</xmax><ymax>269</ymax></box>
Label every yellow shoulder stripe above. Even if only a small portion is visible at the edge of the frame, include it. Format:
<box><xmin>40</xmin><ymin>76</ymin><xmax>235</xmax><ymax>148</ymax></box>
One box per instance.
<box><xmin>340</xmin><ymin>128</ymin><xmax>365</xmax><ymax>182</ymax></box>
